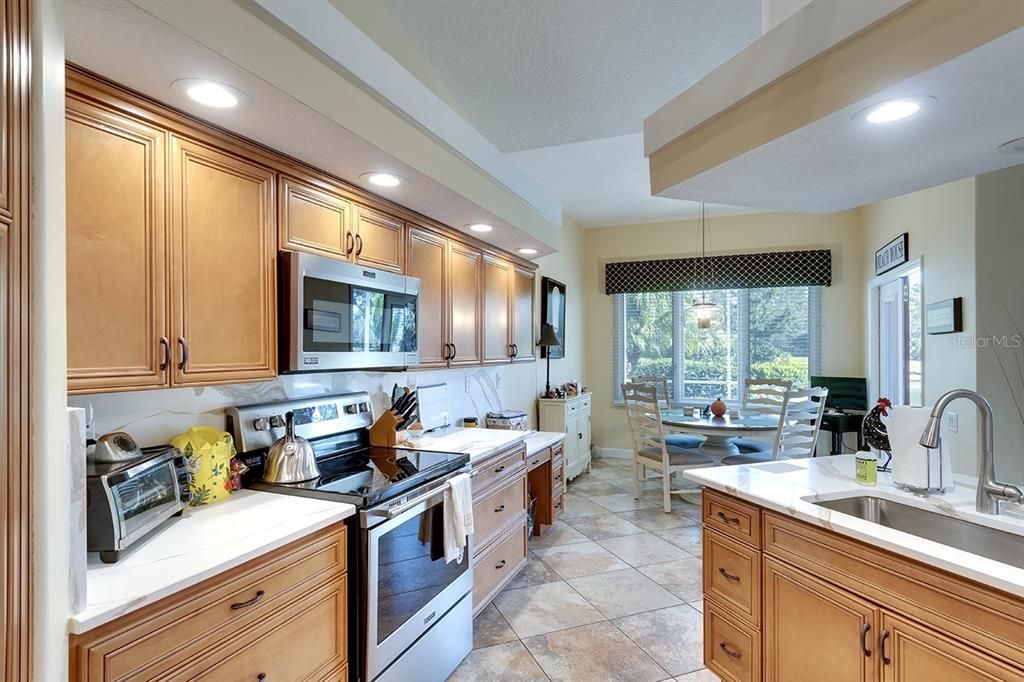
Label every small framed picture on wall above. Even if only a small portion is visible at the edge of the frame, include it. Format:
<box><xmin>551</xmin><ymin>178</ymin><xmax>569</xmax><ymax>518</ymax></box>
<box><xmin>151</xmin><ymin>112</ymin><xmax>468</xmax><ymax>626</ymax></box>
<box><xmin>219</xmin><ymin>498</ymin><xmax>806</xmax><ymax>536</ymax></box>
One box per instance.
<box><xmin>541</xmin><ymin>277</ymin><xmax>566</xmax><ymax>359</ymax></box>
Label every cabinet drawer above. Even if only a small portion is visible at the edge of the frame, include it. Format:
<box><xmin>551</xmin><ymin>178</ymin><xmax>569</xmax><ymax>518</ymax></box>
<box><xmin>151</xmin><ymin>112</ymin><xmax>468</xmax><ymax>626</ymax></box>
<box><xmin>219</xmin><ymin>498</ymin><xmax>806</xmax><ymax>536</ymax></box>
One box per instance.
<box><xmin>552</xmin><ymin>495</ymin><xmax>564</xmax><ymax>522</ymax></box>
<box><xmin>179</xmin><ymin>577</ymin><xmax>347</xmax><ymax>682</ymax></box>
<box><xmin>472</xmin><ymin>444</ymin><xmax>526</xmax><ymax>496</ymax></box>
<box><xmin>473</xmin><ymin>476</ymin><xmax>527</xmax><ymax>550</ymax></box>
<box><xmin>552</xmin><ymin>457</ymin><xmax>565</xmax><ymax>487</ymax></box>
<box><xmin>705</xmin><ymin>529</ymin><xmax>761</xmax><ymax>628</ymax></box>
<box><xmin>704</xmin><ymin>490</ymin><xmax>760</xmax><ymax>549</ymax></box>
<box><xmin>71</xmin><ymin>525</ymin><xmax>346</xmax><ymax>682</ymax></box>
<box><xmin>527</xmin><ymin>447</ymin><xmax>550</xmax><ymax>470</ymax></box>
<box><xmin>578</xmin><ymin>396</ymin><xmax>591</xmax><ymax>412</ymax></box>
<box><xmin>473</xmin><ymin>522</ymin><xmax>528</xmax><ymax>611</ymax></box>
<box><xmin>705</xmin><ymin>601</ymin><xmax>761</xmax><ymax>682</ymax></box>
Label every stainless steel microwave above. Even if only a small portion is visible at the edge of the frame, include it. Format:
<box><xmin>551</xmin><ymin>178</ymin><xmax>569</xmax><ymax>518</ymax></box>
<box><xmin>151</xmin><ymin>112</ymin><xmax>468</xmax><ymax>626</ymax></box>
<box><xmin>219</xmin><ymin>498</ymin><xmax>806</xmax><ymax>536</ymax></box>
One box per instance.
<box><xmin>281</xmin><ymin>252</ymin><xmax>419</xmax><ymax>372</ymax></box>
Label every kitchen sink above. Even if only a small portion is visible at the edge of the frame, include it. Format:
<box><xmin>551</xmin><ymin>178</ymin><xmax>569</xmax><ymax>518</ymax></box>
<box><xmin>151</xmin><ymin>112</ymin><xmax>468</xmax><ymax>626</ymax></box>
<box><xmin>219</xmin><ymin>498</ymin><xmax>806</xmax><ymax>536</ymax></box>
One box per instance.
<box><xmin>813</xmin><ymin>495</ymin><xmax>1024</xmax><ymax>570</ymax></box>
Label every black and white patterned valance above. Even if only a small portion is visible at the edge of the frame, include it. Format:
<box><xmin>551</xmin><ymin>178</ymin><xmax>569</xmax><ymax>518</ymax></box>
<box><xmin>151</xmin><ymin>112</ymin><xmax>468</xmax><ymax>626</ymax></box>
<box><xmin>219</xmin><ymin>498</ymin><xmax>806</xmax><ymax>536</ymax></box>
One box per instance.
<box><xmin>604</xmin><ymin>249</ymin><xmax>832</xmax><ymax>295</ymax></box>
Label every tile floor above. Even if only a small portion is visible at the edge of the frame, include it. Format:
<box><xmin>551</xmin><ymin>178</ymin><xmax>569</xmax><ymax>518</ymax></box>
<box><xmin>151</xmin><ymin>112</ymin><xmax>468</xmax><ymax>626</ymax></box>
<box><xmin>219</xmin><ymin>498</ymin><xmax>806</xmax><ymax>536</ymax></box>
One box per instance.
<box><xmin>449</xmin><ymin>457</ymin><xmax>719</xmax><ymax>682</ymax></box>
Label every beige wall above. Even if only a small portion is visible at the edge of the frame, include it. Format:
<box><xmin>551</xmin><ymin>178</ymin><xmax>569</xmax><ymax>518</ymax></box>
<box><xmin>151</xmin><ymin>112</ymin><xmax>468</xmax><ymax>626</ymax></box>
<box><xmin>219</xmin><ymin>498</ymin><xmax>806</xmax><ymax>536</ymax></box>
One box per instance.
<box><xmin>975</xmin><ymin>164</ymin><xmax>1024</xmax><ymax>484</ymax></box>
<box><xmin>584</xmin><ymin>211</ymin><xmax>865</xmax><ymax>452</ymax></box>
<box><xmin>506</xmin><ymin>217</ymin><xmax>587</xmax><ymax>426</ymax></box>
<box><xmin>860</xmin><ymin>178</ymin><xmax>978</xmax><ymax>474</ymax></box>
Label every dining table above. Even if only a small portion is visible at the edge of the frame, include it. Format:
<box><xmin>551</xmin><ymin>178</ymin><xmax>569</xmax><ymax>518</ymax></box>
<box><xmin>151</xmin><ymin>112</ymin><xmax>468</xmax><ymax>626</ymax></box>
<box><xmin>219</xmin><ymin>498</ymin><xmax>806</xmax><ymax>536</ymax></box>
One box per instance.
<box><xmin>657</xmin><ymin>410</ymin><xmax>783</xmax><ymax>460</ymax></box>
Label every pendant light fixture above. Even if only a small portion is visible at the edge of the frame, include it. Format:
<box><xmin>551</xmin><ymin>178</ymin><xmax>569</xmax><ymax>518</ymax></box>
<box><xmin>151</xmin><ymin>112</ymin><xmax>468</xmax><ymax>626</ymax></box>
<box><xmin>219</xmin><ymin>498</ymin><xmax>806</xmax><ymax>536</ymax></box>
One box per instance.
<box><xmin>693</xmin><ymin>202</ymin><xmax>716</xmax><ymax>329</ymax></box>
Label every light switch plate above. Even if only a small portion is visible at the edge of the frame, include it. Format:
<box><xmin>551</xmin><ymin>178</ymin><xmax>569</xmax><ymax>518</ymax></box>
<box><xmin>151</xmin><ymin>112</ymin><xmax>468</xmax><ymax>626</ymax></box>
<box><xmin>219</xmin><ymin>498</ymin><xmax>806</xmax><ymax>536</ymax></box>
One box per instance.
<box><xmin>945</xmin><ymin>411</ymin><xmax>959</xmax><ymax>433</ymax></box>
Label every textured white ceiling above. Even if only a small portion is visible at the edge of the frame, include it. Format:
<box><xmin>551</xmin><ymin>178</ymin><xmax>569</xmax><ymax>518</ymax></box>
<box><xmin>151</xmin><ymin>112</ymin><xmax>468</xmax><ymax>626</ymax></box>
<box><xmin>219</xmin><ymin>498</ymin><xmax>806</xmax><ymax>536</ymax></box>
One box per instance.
<box><xmin>383</xmin><ymin>0</ymin><xmax>761</xmax><ymax>153</ymax></box>
<box><xmin>509</xmin><ymin>134</ymin><xmax>755</xmax><ymax>227</ymax></box>
<box><xmin>63</xmin><ymin>0</ymin><xmax>557</xmax><ymax>256</ymax></box>
<box><xmin>658</xmin><ymin>28</ymin><xmax>1024</xmax><ymax>213</ymax></box>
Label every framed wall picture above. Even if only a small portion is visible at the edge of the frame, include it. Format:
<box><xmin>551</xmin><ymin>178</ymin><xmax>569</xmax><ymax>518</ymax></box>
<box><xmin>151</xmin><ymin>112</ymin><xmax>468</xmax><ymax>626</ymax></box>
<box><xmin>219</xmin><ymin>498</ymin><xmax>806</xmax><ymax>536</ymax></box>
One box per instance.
<box><xmin>540</xmin><ymin>277</ymin><xmax>566</xmax><ymax>359</ymax></box>
<box><xmin>926</xmin><ymin>297</ymin><xmax>963</xmax><ymax>334</ymax></box>
<box><xmin>875</xmin><ymin>233</ymin><xmax>909</xmax><ymax>276</ymax></box>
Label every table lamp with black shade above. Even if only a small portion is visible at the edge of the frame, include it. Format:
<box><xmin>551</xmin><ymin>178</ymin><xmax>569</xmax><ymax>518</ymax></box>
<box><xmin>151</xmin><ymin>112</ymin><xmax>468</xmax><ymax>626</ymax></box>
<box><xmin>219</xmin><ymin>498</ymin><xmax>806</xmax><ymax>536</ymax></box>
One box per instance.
<box><xmin>537</xmin><ymin>323</ymin><xmax>560</xmax><ymax>398</ymax></box>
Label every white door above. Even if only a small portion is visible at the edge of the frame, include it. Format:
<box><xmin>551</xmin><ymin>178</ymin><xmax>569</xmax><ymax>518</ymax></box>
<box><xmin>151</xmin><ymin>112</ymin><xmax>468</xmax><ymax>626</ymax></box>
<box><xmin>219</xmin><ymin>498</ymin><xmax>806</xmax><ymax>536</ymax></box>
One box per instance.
<box><xmin>564</xmin><ymin>413</ymin><xmax>581</xmax><ymax>478</ymax></box>
<box><xmin>878</xmin><ymin>278</ymin><xmax>910</xmax><ymax>404</ymax></box>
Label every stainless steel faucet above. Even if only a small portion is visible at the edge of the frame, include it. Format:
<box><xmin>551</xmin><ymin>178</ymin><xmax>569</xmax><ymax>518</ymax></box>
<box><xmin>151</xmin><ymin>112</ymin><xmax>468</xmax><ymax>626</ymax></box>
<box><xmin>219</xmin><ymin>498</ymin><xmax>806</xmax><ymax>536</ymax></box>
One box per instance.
<box><xmin>919</xmin><ymin>389</ymin><xmax>1024</xmax><ymax>514</ymax></box>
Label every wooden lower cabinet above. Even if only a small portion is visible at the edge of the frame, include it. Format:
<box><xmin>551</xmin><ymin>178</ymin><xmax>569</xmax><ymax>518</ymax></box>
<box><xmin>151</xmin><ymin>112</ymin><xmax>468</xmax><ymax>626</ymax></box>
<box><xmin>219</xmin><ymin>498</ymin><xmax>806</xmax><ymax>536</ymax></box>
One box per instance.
<box><xmin>700</xmin><ymin>490</ymin><xmax>1024</xmax><ymax>682</ymax></box>
<box><xmin>469</xmin><ymin>442</ymin><xmax>528</xmax><ymax>614</ymax></box>
<box><xmin>762</xmin><ymin>557</ymin><xmax>877</xmax><ymax>682</ymax></box>
<box><xmin>69</xmin><ymin>523</ymin><xmax>348</xmax><ymax>682</ymax></box>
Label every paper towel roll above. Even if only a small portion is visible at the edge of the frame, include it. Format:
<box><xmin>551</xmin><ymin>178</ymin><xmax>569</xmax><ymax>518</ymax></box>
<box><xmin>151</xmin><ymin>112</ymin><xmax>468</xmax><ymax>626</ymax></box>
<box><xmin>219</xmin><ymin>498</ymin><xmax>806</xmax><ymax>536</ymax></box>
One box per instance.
<box><xmin>883</xmin><ymin>405</ymin><xmax>954</xmax><ymax>492</ymax></box>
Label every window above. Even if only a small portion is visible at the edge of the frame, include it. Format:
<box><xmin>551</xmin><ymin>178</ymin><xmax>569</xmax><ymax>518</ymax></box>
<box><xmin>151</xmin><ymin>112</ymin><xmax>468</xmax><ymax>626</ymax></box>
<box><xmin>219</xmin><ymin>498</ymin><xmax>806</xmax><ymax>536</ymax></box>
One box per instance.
<box><xmin>614</xmin><ymin>287</ymin><xmax>822</xmax><ymax>404</ymax></box>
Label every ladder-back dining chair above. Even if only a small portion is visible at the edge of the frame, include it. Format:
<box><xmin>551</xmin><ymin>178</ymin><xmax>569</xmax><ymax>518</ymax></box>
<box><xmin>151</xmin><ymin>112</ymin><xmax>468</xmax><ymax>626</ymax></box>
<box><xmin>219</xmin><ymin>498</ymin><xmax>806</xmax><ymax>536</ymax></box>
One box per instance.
<box><xmin>724</xmin><ymin>386</ymin><xmax>829</xmax><ymax>464</ymax></box>
<box><xmin>631</xmin><ymin>375</ymin><xmax>705</xmax><ymax>451</ymax></box>
<box><xmin>622</xmin><ymin>382</ymin><xmax>713</xmax><ymax>512</ymax></box>
<box><xmin>731</xmin><ymin>378</ymin><xmax>793</xmax><ymax>457</ymax></box>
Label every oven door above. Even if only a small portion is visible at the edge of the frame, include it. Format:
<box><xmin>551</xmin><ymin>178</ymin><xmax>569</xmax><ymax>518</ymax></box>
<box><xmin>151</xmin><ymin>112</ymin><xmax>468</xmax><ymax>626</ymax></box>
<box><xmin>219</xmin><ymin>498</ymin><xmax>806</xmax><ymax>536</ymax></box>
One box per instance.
<box><xmin>363</xmin><ymin>476</ymin><xmax>473</xmax><ymax>681</ymax></box>
<box><xmin>284</xmin><ymin>252</ymin><xmax>419</xmax><ymax>372</ymax></box>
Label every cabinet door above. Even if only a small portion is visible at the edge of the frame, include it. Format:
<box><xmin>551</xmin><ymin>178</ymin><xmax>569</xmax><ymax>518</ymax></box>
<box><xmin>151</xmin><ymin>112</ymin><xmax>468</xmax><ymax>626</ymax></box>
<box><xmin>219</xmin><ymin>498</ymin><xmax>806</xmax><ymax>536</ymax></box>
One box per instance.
<box><xmin>881</xmin><ymin>612</ymin><xmax>1023</xmax><ymax>682</ymax></box>
<box><xmin>580</xmin><ymin>404</ymin><xmax>592</xmax><ymax>455</ymax></box>
<box><xmin>66</xmin><ymin>98</ymin><xmax>169</xmax><ymax>392</ymax></box>
<box><xmin>564</xmin><ymin>413</ymin><xmax>580</xmax><ymax>475</ymax></box>
<box><xmin>0</xmin><ymin>0</ymin><xmax>8</xmax><ymax>217</ymax></box>
<box><xmin>354</xmin><ymin>205</ymin><xmax>404</xmax><ymax>272</ymax></box>
<box><xmin>482</xmin><ymin>255</ymin><xmax>512</xmax><ymax>364</ymax></box>
<box><xmin>447</xmin><ymin>241</ymin><xmax>482</xmax><ymax>366</ymax></box>
<box><xmin>764</xmin><ymin>556</ymin><xmax>879</xmax><ymax>682</ymax></box>
<box><xmin>511</xmin><ymin>265</ymin><xmax>536</xmax><ymax>362</ymax></box>
<box><xmin>279</xmin><ymin>174</ymin><xmax>350</xmax><ymax>259</ymax></box>
<box><xmin>169</xmin><ymin>136</ymin><xmax>276</xmax><ymax>385</ymax></box>
<box><xmin>407</xmin><ymin>226</ymin><xmax>448</xmax><ymax>368</ymax></box>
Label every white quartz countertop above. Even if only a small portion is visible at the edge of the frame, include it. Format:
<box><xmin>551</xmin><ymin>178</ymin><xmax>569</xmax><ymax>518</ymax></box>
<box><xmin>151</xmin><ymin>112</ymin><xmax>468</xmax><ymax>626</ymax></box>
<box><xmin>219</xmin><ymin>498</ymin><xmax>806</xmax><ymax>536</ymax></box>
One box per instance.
<box><xmin>684</xmin><ymin>456</ymin><xmax>1024</xmax><ymax>597</ymax></box>
<box><xmin>70</xmin><ymin>490</ymin><xmax>355</xmax><ymax>634</ymax></box>
<box><xmin>523</xmin><ymin>431</ymin><xmax>565</xmax><ymax>456</ymax></box>
<box><xmin>396</xmin><ymin>426</ymin><xmax>528</xmax><ymax>462</ymax></box>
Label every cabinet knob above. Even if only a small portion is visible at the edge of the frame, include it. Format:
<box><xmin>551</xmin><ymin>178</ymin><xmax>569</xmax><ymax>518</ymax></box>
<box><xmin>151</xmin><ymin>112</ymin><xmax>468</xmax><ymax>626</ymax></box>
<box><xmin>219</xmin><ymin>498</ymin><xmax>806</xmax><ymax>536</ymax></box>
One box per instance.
<box><xmin>257</xmin><ymin>674</ymin><xmax>267</xmax><ymax>682</ymax></box>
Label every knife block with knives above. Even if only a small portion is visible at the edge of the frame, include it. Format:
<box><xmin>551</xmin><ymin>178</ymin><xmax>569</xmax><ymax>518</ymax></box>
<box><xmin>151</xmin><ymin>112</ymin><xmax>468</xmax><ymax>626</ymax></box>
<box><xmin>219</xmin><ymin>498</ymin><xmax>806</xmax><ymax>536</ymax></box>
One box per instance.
<box><xmin>369</xmin><ymin>386</ymin><xmax>419</xmax><ymax>448</ymax></box>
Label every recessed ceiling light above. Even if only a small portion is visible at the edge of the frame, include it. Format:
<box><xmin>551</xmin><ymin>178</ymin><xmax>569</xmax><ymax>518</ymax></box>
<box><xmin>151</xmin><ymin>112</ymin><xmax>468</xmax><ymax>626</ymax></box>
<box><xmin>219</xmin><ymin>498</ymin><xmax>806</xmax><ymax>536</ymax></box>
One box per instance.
<box><xmin>361</xmin><ymin>172</ymin><xmax>403</xmax><ymax>188</ymax></box>
<box><xmin>468</xmin><ymin>223</ymin><xmax>494</xmax><ymax>233</ymax></box>
<box><xmin>518</xmin><ymin>248</ymin><xmax>538</xmax><ymax>255</ymax></box>
<box><xmin>996</xmin><ymin>137</ymin><xmax>1024</xmax><ymax>155</ymax></box>
<box><xmin>855</xmin><ymin>96</ymin><xmax>935</xmax><ymax>125</ymax></box>
<box><xmin>171</xmin><ymin>79</ymin><xmax>246</xmax><ymax>109</ymax></box>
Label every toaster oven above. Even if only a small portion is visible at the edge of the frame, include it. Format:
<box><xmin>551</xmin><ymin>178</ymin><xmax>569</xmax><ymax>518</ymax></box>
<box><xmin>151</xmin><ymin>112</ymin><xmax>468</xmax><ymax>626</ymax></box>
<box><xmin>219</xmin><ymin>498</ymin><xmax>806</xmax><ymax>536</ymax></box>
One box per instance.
<box><xmin>86</xmin><ymin>445</ymin><xmax>192</xmax><ymax>563</ymax></box>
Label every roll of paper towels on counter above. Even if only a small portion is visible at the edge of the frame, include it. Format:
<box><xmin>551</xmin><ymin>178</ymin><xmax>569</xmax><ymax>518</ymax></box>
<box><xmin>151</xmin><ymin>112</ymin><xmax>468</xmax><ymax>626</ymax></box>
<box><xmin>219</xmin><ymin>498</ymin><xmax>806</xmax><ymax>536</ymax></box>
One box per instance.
<box><xmin>884</xmin><ymin>405</ymin><xmax>953</xmax><ymax>492</ymax></box>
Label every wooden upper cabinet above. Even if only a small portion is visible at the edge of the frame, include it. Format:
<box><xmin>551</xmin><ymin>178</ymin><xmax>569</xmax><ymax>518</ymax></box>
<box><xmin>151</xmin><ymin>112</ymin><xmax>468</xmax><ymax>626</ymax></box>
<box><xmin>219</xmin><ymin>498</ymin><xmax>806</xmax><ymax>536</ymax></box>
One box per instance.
<box><xmin>448</xmin><ymin>241</ymin><xmax>482</xmax><ymax>366</ymax></box>
<box><xmin>66</xmin><ymin>97</ymin><xmax>168</xmax><ymax>393</ymax></box>
<box><xmin>763</xmin><ymin>556</ymin><xmax>879</xmax><ymax>682</ymax></box>
<box><xmin>354</xmin><ymin>204</ymin><xmax>404</xmax><ymax>273</ymax></box>
<box><xmin>880</xmin><ymin>612</ymin><xmax>1021</xmax><ymax>682</ymax></box>
<box><xmin>169</xmin><ymin>136</ymin><xmax>277</xmax><ymax>386</ymax></box>
<box><xmin>407</xmin><ymin>226</ymin><xmax>448</xmax><ymax>368</ymax></box>
<box><xmin>279</xmin><ymin>174</ymin><xmax>350</xmax><ymax>259</ymax></box>
<box><xmin>511</xmin><ymin>266</ymin><xmax>536</xmax><ymax>362</ymax></box>
<box><xmin>482</xmin><ymin>255</ymin><xmax>512</xmax><ymax>364</ymax></box>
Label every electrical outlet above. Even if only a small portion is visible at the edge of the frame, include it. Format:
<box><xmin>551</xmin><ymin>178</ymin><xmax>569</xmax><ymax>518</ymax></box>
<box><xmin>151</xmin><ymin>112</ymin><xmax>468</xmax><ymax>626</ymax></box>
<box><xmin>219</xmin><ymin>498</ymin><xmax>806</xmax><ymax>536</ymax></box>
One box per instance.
<box><xmin>945</xmin><ymin>411</ymin><xmax>959</xmax><ymax>433</ymax></box>
<box><xmin>495</xmin><ymin>372</ymin><xmax>503</xmax><ymax>391</ymax></box>
<box><xmin>464</xmin><ymin>374</ymin><xmax>472</xmax><ymax>393</ymax></box>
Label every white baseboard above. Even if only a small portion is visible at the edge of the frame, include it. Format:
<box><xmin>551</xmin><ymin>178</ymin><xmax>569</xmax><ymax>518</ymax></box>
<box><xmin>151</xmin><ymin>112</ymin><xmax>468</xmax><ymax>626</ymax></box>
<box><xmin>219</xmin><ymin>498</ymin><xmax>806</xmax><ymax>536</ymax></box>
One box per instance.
<box><xmin>595</xmin><ymin>447</ymin><xmax>632</xmax><ymax>460</ymax></box>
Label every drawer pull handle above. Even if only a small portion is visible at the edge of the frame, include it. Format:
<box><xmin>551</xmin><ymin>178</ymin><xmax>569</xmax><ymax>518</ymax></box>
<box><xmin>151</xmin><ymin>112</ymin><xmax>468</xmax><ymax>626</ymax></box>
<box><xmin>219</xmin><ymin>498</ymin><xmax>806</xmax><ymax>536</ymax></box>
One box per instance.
<box><xmin>880</xmin><ymin>629</ymin><xmax>891</xmax><ymax>665</ymax></box>
<box><xmin>230</xmin><ymin>590</ymin><xmax>266</xmax><ymax>610</ymax></box>
<box><xmin>718</xmin><ymin>567</ymin><xmax>740</xmax><ymax>582</ymax></box>
<box><xmin>860</xmin><ymin>623</ymin><xmax>872</xmax><ymax>657</ymax></box>
<box><xmin>495</xmin><ymin>559</ymin><xmax>507</xmax><ymax>569</ymax></box>
<box><xmin>494</xmin><ymin>504</ymin><xmax>506</xmax><ymax>513</ymax></box>
<box><xmin>718</xmin><ymin>642</ymin><xmax>741</xmax><ymax>659</ymax></box>
<box><xmin>494</xmin><ymin>465</ymin><xmax>506</xmax><ymax>474</ymax></box>
<box><xmin>257</xmin><ymin>674</ymin><xmax>266</xmax><ymax>682</ymax></box>
<box><xmin>716</xmin><ymin>511</ymin><xmax>740</xmax><ymax>526</ymax></box>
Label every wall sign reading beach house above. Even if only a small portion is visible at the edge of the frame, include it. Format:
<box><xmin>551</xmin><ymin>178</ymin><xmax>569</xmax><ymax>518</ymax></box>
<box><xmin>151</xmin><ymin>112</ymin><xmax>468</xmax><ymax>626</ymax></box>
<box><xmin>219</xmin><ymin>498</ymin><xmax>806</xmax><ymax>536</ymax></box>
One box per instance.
<box><xmin>875</xmin><ymin>233</ymin><xmax>909</xmax><ymax>276</ymax></box>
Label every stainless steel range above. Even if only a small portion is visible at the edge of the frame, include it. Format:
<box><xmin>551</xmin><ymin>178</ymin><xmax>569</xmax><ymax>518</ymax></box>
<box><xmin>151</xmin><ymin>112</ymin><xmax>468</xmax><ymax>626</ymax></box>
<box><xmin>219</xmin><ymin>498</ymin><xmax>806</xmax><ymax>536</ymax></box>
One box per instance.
<box><xmin>228</xmin><ymin>392</ymin><xmax>472</xmax><ymax>682</ymax></box>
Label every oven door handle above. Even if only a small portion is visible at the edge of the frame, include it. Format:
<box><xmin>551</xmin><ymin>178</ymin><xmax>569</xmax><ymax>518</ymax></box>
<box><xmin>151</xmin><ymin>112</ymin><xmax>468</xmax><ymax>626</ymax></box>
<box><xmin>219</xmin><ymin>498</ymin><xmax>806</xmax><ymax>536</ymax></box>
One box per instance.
<box><xmin>368</xmin><ymin>484</ymin><xmax>448</xmax><ymax>520</ymax></box>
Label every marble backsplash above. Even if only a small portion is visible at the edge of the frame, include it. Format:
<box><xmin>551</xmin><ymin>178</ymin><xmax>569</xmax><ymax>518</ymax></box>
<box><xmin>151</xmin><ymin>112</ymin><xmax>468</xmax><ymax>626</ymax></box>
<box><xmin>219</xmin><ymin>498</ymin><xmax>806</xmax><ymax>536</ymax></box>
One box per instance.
<box><xmin>69</xmin><ymin>365</ymin><xmax>525</xmax><ymax>448</ymax></box>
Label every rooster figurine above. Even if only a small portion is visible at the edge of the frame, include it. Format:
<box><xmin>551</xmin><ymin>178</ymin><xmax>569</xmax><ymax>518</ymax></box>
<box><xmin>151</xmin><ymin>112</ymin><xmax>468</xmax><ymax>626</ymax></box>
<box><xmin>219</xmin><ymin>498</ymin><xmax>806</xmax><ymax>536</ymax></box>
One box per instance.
<box><xmin>862</xmin><ymin>397</ymin><xmax>893</xmax><ymax>470</ymax></box>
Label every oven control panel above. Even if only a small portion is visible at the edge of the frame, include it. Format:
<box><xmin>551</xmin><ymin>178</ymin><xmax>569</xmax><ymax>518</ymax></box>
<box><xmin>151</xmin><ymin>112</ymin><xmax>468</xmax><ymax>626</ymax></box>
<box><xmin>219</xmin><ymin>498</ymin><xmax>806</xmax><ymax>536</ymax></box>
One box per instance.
<box><xmin>227</xmin><ymin>392</ymin><xmax>374</xmax><ymax>453</ymax></box>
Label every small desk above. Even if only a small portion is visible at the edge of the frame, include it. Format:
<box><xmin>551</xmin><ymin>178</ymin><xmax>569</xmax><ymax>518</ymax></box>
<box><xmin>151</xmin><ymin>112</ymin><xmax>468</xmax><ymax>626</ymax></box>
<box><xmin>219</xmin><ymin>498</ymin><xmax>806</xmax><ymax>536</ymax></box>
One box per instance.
<box><xmin>521</xmin><ymin>432</ymin><xmax>566</xmax><ymax>537</ymax></box>
<box><xmin>819</xmin><ymin>412</ymin><xmax>864</xmax><ymax>455</ymax></box>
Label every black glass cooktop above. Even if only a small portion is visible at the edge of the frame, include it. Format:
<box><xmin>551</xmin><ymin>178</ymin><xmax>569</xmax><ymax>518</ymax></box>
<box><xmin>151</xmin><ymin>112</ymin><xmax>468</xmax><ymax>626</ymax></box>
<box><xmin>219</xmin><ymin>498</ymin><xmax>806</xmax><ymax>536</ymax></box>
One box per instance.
<box><xmin>247</xmin><ymin>446</ymin><xmax>470</xmax><ymax>508</ymax></box>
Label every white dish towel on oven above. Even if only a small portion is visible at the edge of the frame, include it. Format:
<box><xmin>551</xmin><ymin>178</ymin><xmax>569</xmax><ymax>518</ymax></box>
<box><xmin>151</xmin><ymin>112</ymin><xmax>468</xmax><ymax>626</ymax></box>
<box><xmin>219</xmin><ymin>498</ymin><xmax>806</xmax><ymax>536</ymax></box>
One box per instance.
<box><xmin>443</xmin><ymin>473</ymin><xmax>474</xmax><ymax>564</ymax></box>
